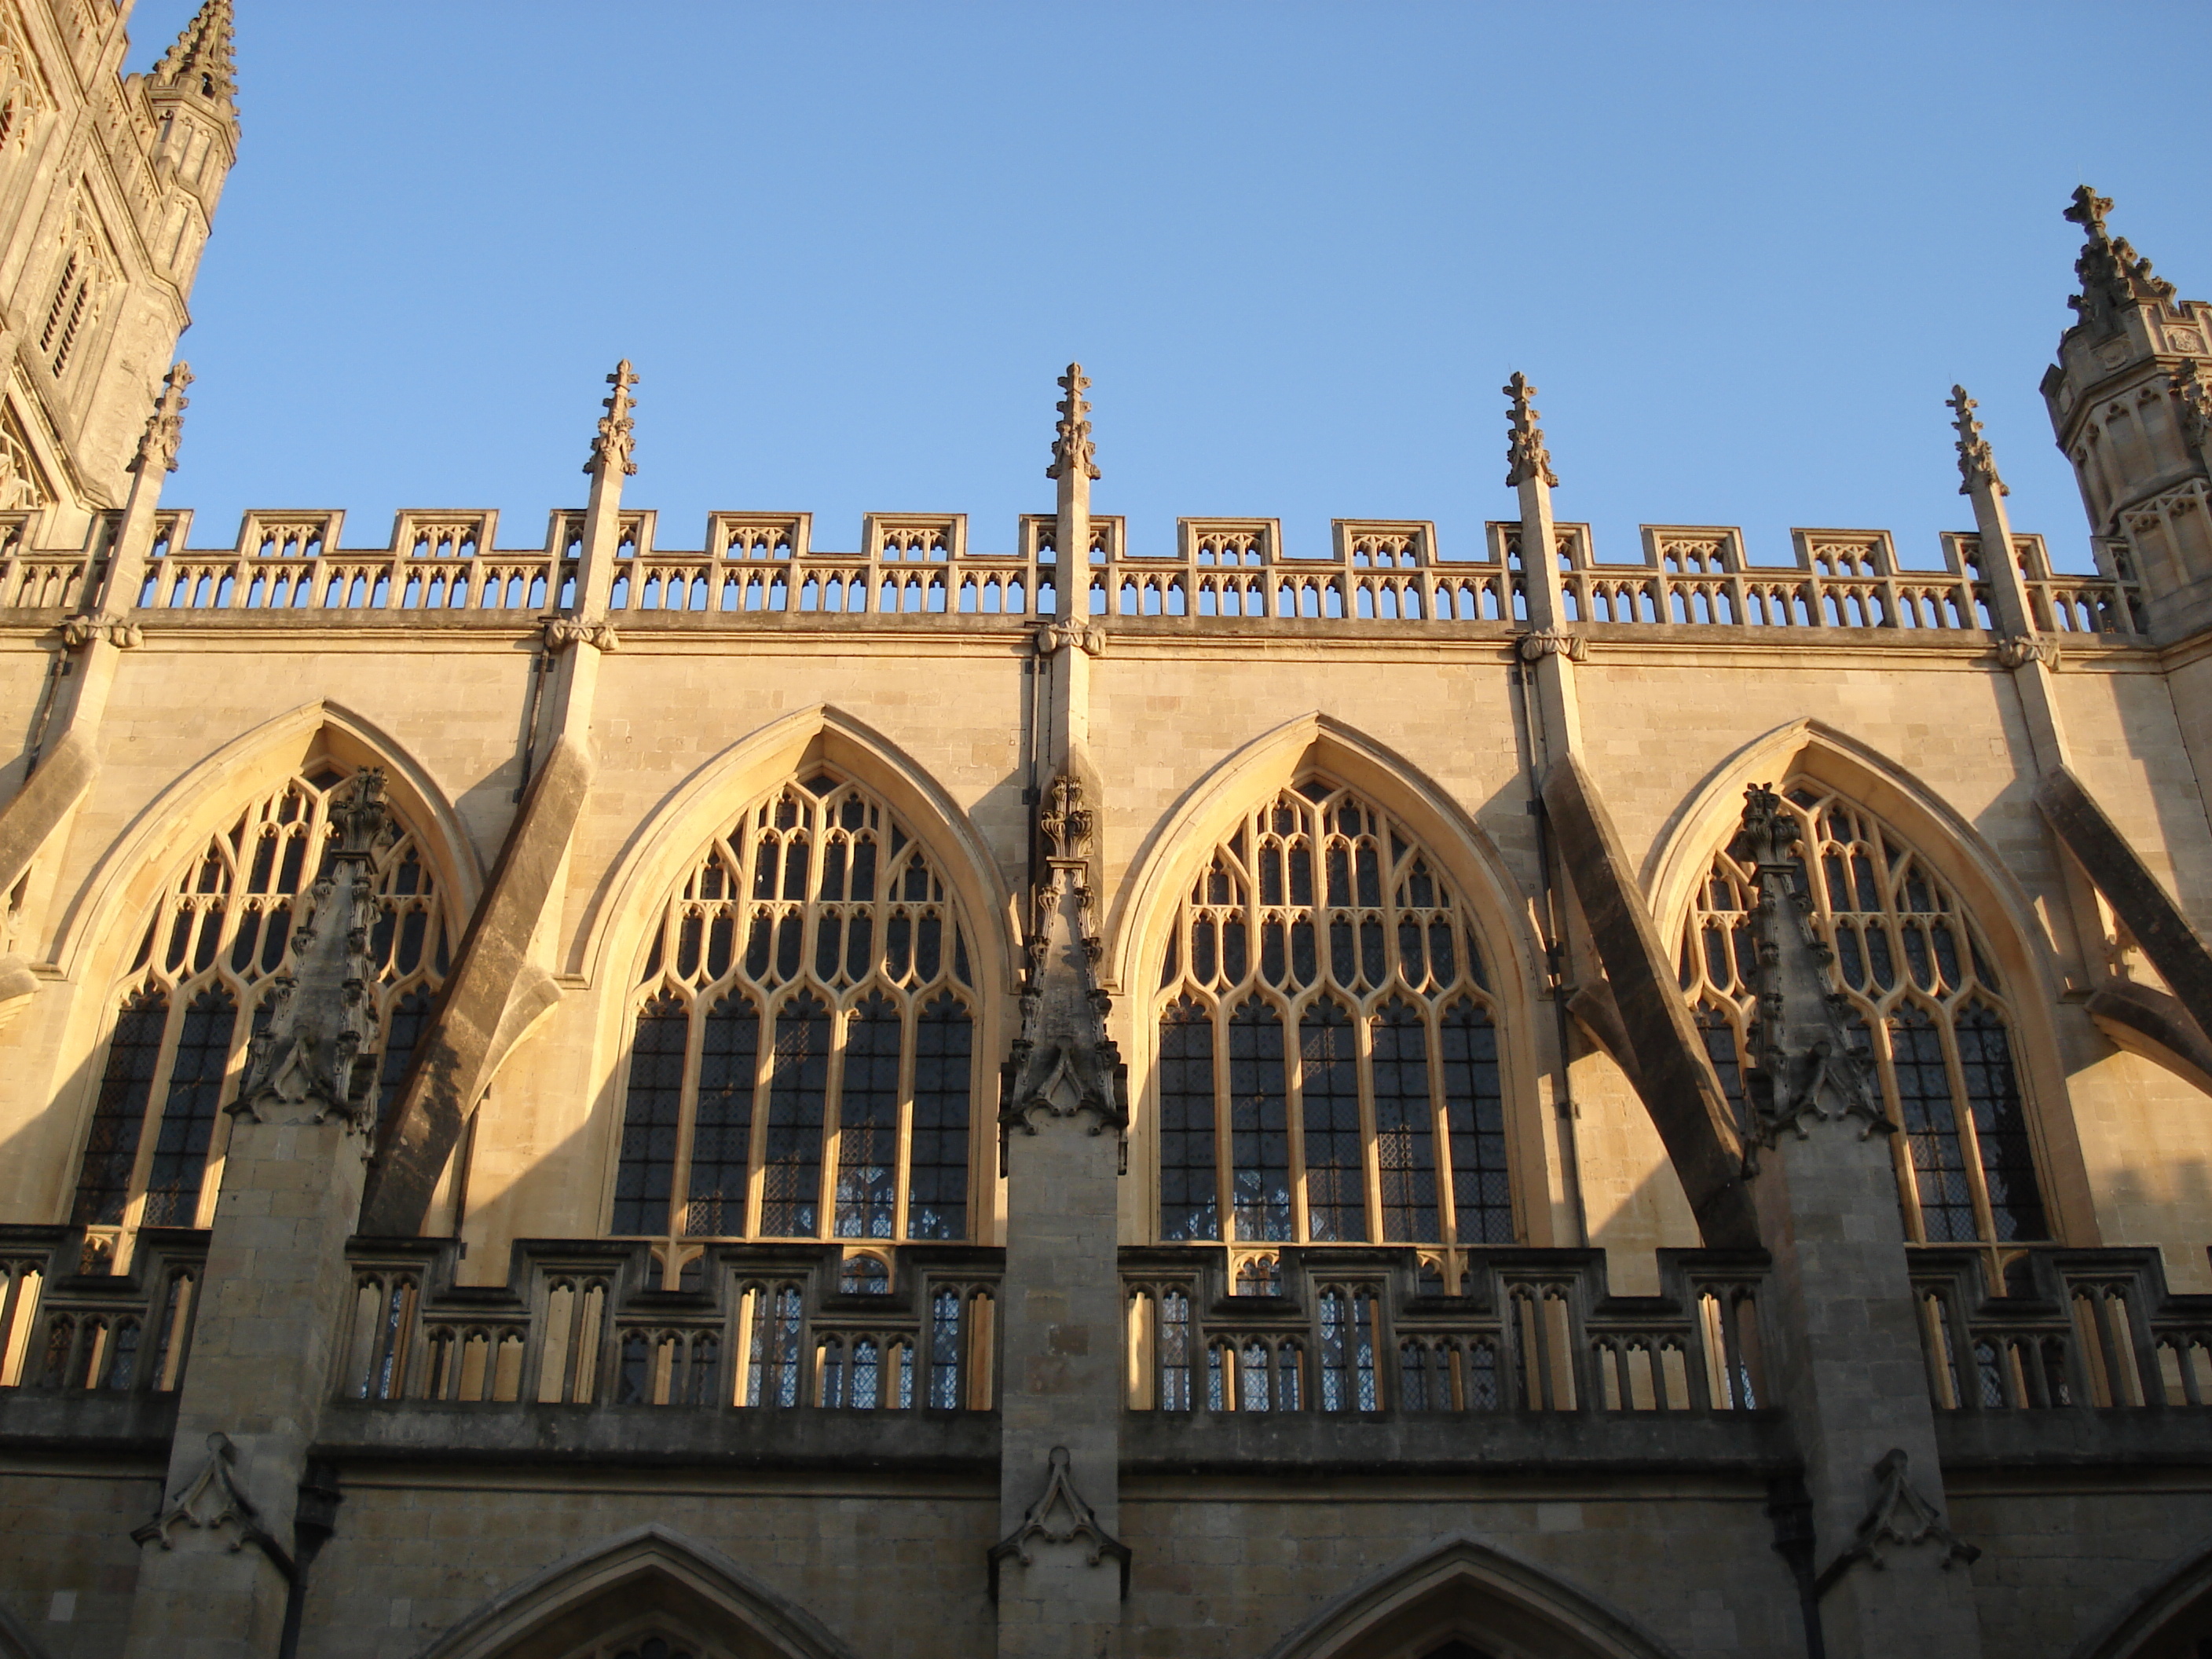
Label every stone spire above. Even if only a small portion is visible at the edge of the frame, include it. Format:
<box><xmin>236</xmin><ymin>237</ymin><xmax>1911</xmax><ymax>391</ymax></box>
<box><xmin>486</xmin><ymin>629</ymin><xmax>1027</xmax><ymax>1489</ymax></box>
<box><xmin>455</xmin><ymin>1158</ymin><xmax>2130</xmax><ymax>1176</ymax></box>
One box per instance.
<box><xmin>1736</xmin><ymin>783</ymin><xmax>1888</xmax><ymax>1155</ymax></box>
<box><xmin>130</xmin><ymin>361</ymin><xmax>192</xmax><ymax>478</ymax></box>
<box><xmin>1730</xmin><ymin>782</ymin><xmax>1985</xmax><ymax>1654</ymax></box>
<box><xmin>1046</xmin><ymin>363</ymin><xmax>1100</xmax><ymax>485</ymax></box>
<box><xmin>584</xmin><ymin>359</ymin><xmax>639</xmax><ymax>478</ymax></box>
<box><xmin>1503</xmin><ymin>371</ymin><xmax>1558</xmax><ymax>489</ymax></box>
<box><xmin>235</xmin><ymin>772</ymin><xmax>389</xmax><ymax>1127</ymax></box>
<box><xmin>1946</xmin><ymin>384</ymin><xmax>2006</xmax><ymax>499</ymax></box>
<box><xmin>150</xmin><ymin>0</ymin><xmax>238</xmax><ymax>111</ymax></box>
<box><xmin>2064</xmin><ymin>185</ymin><xmax>2176</xmax><ymax>335</ymax></box>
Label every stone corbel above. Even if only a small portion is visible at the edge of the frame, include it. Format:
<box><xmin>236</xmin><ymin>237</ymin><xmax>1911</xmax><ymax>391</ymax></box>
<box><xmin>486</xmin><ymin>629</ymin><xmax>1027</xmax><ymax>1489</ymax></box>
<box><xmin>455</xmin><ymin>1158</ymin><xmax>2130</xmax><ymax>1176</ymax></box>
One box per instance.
<box><xmin>544</xmin><ymin>617</ymin><xmax>620</xmax><ymax>654</ymax></box>
<box><xmin>131</xmin><ymin>1434</ymin><xmax>293</xmax><ymax>1577</ymax></box>
<box><xmin>1032</xmin><ymin>620</ymin><xmax>1105</xmax><ymax>657</ymax></box>
<box><xmin>1993</xmin><ymin>634</ymin><xmax>2060</xmax><ymax>671</ymax></box>
<box><xmin>60</xmin><ymin>612</ymin><xmax>141</xmax><ymax>650</ymax></box>
<box><xmin>1517</xmin><ymin>628</ymin><xmax>1586</xmax><ymax>664</ymax></box>
<box><xmin>998</xmin><ymin>1034</ymin><xmax>1130</xmax><ymax>1141</ymax></box>
<box><xmin>986</xmin><ymin>1446</ymin><xmax>1131</xmax><ymax>1602</ymax></box>
<box><xmin>1813</xmin><ymin>1448</ymin><xmax>1979</xmax><ymax>1599</ymax></box>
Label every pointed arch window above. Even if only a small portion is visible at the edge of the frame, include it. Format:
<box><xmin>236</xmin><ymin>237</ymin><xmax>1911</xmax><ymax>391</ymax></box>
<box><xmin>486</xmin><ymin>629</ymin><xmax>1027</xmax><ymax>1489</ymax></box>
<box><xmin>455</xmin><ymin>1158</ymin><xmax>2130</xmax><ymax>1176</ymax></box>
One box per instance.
<box><xmin>610</xmin><ymin>770</ymin><xmax>979</xmax><ymax>1243</ymax></box>
<box><xmin>1682</xmin><ymin>781</ymin><xmax>2049</xmax><ymax>1245</ymax></box>
<box><xmin>1152</xmin><ymin>781</ymin><xmax>1516</xmax><ymax>1252</ymax></box>
<box><xmin>70</xmin><ymin>765</ymin><xmax>454</xmax><ymax>1241</ymax></box>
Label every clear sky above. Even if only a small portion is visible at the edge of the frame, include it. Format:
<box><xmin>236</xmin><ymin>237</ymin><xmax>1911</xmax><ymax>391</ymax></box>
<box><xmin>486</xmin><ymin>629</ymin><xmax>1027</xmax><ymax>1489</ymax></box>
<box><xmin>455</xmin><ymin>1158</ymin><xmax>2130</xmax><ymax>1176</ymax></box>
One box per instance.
<box><xmin>128</xmin><ymin>1</ymin><xmax>2212</xmax><ymax>573</ymax></box>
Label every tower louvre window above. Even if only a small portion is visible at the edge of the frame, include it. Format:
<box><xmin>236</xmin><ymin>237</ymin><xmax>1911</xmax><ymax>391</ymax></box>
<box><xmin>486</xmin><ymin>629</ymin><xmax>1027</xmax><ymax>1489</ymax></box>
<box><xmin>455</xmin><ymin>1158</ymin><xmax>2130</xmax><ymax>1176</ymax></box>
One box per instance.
<box><xmin>1683</xmin><ymin>779</ymin><xmax>2049</xmax><ymax>1247</ymax></box>
<box><xmin>69</xmin><ymin>766</ymin><xmax>454</xmax><ymax>1243</ymax></box>
<box><xmin>1152</xmin><ymin>781</ymin><xmax>1515</xmax><ymax>1250</ymax></box>
<box><xmin>609</xmin><ymin>769</ymin><xmax>978</xmax><ymax>1243</ymax></box>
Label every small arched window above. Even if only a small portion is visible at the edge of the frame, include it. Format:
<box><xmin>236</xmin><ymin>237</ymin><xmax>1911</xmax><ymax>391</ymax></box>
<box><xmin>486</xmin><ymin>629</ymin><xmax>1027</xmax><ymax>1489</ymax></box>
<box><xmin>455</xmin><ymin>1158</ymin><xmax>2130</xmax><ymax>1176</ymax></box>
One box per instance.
<box><xmin>610</xmin><ymin>770</ymin><xmax>978</xmax><ymax>1243</ymax></box>
<box><xmin>1152</xmin><ymin>780</ymin><xmax>1514</xmax><ymax>1250</ymax></box>
<box><xmin>1682</xmin><ymin>780</ymin><xmax>2049</xmax><ymax>1245</ymax></box>
<box><xmin>71</xmin><ymin>765</ymin><xmax>453</xmax><ymax>1239</ymax></box>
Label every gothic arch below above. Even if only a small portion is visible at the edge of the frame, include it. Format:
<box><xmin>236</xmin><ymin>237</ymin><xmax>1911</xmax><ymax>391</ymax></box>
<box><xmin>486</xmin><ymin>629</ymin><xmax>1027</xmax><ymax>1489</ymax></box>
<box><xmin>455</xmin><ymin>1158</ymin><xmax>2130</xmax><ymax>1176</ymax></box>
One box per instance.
<box><xmin>1258</xmin><ymin>1535</ymin><xmax>1689</xmax><ymax>1659</ymax></box>
<box><xmin>2067</xmin><ymin>1535</ymin><xmax>2212</xmax><ymax>1659</ymax></box>
<box><xmin>1106</xmin><ymin>711</ymin><xmax>1543</xmax><ymax>1011</ymax></box>
<box><xmin>408</xmin><ymin>1525</ymin><xmax>860</xmax><ymax>1659</ymax></box>
<box><xmin>568</xmin><ymin>701</ymin><xmax>1018</xmax><ymax>996</ymax></box>
<box><xmin>45</xmin><ymin>697</ymin><xmax>482</xmax><ymax>986</ymax></box>
<box><xmin>1639</xmin><ymin>717</ymin><xmax>2096</xmax><ymax>1228</ymax></box>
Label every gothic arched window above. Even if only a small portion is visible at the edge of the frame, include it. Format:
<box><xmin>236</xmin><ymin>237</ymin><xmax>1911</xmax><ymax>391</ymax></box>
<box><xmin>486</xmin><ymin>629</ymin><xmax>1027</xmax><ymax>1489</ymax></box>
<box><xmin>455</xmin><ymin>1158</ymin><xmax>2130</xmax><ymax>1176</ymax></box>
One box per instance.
<box><xmin>71</xmin><ymin>765</ymin><xmax>452</xmax><ymax>1242</ymax></box>
<box><xmin>1153</xmin><ymin>780</ymin><xmax>1514</xmax><ymax>1253</ymax></box>
<box><xmin>610</xmin><ymin>770</ymin><xmax>978</xmax><ymax>1243</ymax></box>
<box><xmin>1682</xmin><ymin>781</ymin><xmax>2049</xmax><ymax>1246</ymax></box>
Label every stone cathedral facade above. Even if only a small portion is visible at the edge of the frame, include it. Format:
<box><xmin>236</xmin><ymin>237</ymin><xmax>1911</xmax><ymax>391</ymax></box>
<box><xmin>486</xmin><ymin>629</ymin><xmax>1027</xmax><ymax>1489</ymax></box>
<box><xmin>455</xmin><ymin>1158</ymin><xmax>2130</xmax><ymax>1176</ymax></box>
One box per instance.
<box><xmin>3</xmin><ymin>5</ymin><xmax>2212</xmax><ymax>1658</ymax></box>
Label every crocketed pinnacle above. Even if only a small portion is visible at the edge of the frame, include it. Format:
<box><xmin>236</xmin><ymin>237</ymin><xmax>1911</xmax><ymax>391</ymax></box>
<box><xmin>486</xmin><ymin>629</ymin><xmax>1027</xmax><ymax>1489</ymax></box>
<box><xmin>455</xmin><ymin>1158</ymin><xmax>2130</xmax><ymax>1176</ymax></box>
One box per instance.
<box><xmin>151</xmin><ymin>0</ymin><xmax>237</xmax><ymax>109</ymax></box>
<box><xmin>129</xmin><ymin>361</ymin><xmax>193</xmax><ymax>477</ymax></box>
<box><xmin>584</xmin><ymin>361</ymin><xmax>639</xmax><ymax>478</ymax></box>
<box><xmin>1503</xmin><ymin>372</ymin><xmax>1557</xmax><ymax>489</ymax></box>
<box><xmin>1946</xmin><ymin>385</ymin><xmax>2006</xmax><ymax>499</ymax></box>
<box><xmin>2065</xmin><ymin>185</ymin><xmax>2175</xmax><ymax>333</ymax></box>
<box><xmin>1046</xmin><ymin>363</ymin><xmax>1100</xmax><ymax>482</ymax></box>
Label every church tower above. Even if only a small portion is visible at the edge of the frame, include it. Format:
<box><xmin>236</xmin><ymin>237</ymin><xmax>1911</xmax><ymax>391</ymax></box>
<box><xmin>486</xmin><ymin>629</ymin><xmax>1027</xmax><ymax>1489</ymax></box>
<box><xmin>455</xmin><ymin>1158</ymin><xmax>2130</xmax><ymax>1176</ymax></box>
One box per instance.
<box><xmin>2042</xmin><ymin>187</ymin><xmax>2212</xmax><ymax>640</ymax></box>
<box><xmin>0</xmin><ymin>0</ymin><xmax>236</xmax><ymax>543</ymax></box>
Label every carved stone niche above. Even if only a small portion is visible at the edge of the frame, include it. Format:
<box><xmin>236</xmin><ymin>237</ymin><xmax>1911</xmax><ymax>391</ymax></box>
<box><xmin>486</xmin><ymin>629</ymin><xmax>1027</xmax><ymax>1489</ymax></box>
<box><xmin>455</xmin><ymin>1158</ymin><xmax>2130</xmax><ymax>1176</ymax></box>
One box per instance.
<box><xmin>987</xmin><ymin>1446</ymin><xmax>1131</xmax><ymax>1601</ymax></box>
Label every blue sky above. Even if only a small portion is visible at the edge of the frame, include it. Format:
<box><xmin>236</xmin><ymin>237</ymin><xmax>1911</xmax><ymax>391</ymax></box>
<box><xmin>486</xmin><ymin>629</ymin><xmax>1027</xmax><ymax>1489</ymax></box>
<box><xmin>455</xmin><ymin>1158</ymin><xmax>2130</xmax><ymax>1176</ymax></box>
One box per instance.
<box><xmin>129</xmin><ymin>2</ymin><xmax>2212</xmax><ymax>573</ymax></box>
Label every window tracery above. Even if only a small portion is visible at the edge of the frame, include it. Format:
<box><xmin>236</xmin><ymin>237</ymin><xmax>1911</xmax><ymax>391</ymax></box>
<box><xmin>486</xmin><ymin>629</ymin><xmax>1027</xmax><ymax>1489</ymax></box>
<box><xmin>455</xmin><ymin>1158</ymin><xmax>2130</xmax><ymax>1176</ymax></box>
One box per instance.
<box><xmin>71</xmin><ymin>765</ymin><xmax>452</xmax><ymax>1243</ymax></box>
<box><xmin>610</xmin><ymin>770</ymin><xmax>978</xmax><ymax>1243</ymax></box>
<box><xmin>38</xmin><ymin>198</ymin><xmax>112</xmax><ymax>381</ymax></box>
<box><xmin>1682</xmin><ymin>780</ymin><xmax>2049</xmax><ymax>1246</ymax></box>
<box><xmin>1153</xmin><ymin>780</ymin><xmax>1514</xmax><ymax>1257</ymax></box>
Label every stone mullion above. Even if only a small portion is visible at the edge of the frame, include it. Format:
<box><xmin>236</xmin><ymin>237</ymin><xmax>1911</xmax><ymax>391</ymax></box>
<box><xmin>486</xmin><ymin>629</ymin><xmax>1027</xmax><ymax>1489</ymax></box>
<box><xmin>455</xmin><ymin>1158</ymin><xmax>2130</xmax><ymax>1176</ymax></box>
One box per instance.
<box><xmin>186</xmin><ymin>1004</ymin><xmax>250</xmax><ymax>1230</ymax></box>
<box><xmin>1932</xmin><ymin>1006</ymin><xmax>2005</xmax><ymax>1251</ymax></box>
<box><xmin>1207</xmin><ymin>987</ymin><xmax>1234</xmax><ymax>1247</ymax></box>
<box><xmin>891</xmin><ymin>980</ymin><xmax>916</xmax><ymax>1244</ymax></box>
<box><xmin>1872</xmin><ymin>1010</ymin><xmax>1932</xmax><ymax>1246</ymax></box>
<box><xmin>1424</xmin><ymin>998</ymin><xmax>1459</xmax><ymax>1258</ymax></box>
<box><xmin>814</xmin><ymin>992</ymin><xmax>848</xmax><ymax>1241</ymax></box>
<box><xmin>1355</xmin><ymin>1003</ymin><xmax>1384</xmax><ymax>1246</ymax></box>
<box><xmin>741</xmin><ymin>989</ymin><xmax>777</xmax><ymax>1240</ymax></box>
<box><xmin>664</xmin><ymin>987</ymin><xmax>706</xmax><ymax>1242</ymax></box>
<box><xmin>111</xmin><ymin>989</ymin><xmax>190</xmax><ymax>1247</ymax></box>
<box><xmin>1286</xmin><ymin>994</ymin><xmax>1311</xmax><ymax>1245</ymax></box>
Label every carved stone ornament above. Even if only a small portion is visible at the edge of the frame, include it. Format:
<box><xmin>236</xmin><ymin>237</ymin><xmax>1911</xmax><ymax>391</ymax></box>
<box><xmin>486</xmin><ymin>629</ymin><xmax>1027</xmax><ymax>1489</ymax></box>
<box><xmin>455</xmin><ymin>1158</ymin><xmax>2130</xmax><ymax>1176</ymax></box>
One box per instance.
<box><xmin>59</xmin><ymin>612</ymin><xmax>141</xmax><ymax>650</ymax></box>
<box><xmin>1000</xmin><ymin>771</ymin><xmax>1128</xmax><ymax>1144</ymax></box>
<box><xmin>1993</xmin><ymin>634</ymin><xmax>2060</xmax><ymax>671</ymax></box>
<box><xmin>234</xmin><ymin>771</ymin><xmax>389</xmax><ymax>1130</ymax></box>
<box><xmin>584</xmin><ymin>359</ymin><xmax>639</xmax><ymax>478</ymax></box>
<box><xmin>1814</xmin><ymin>1447</ymin><xmax>1980</xmax><ymax>1597</ymax></box>
<box><xmin>2172</xmin><ymin>359</ymin><xmax>2212</xmax><ymax>453</ymax></box>
<box><xmin>1503</xmin><ymin>371</ymin><xmax>1558</xmax><ymax>489</ymax></box>
<box><xmin>986</xmin><ymin>1445</ymin><xmax>1131</xmax><ymax>1601</ymax></box>
<box><xmin>1036</xmin><ymin>772</ymin><xmax>1093</xmax><ymax>865</ymax></box>
<box><xmin>1946</xmin><ymin>385</ymin><xmax>2008</xmax><ymax>498</ymax></box>
<box><xmin>1032</xmin><ymin>619</ymin><xmax>1105</xmax><ymax>658</ymax></box>
<box><xmin>128</xmin><ymin>361</ymin><xmax>192</xmax><ymax>478</ymax></box>
<box><xmin>2066</xmin><ymin>186</ymin><xmax>2176</xmax><ymax>335</ymax></box>
<box><xmin>1736</xmin><ymin>783</ymin><xmax>1892</xmax><ymax>1157</ymax></box>
<box><xmin>1517</xmin><ymin>628</ymin><xmax>1586</xmax><ymax>665</ymax></box>
<box><xmin>544</xmin><ymin>617</ymin><xmax>620</xmax><ymax>654</ymax></box>
<box><xmin>1045</xmin><ymin>363</ymin><xmax>1101</xmax><ymax>483</ymax></box>
<box><xmin>132</xmin><ymin>1434</ymin><xmax>283</xmax><ymax>1561</ymax></box>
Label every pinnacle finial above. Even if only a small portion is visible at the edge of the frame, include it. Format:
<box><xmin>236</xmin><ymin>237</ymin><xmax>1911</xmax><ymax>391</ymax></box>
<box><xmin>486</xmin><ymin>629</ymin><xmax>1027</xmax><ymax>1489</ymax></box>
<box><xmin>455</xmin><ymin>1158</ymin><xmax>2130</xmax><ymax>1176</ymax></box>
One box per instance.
<box><xmin>1046</xmin><ymin>363</ymin><xmax>1100</xmax><ymax>483</ymax></box>
<box><xmin>1946</xmin><ymin>385</ymin><xmax>2007</xmax><ymax>498</ymax></box>
<box><xmin>584</xmin><ymin>360</ymin><xmax>639</xmax><ymax>478</ymax></box>
<box><xmin>130</xmin><ymin>361</ymin><xmax>193</xmax><ymax>476</ymax></box>
<box><xmin>1503</xmin><ymin>372</ymin><xmax>1558</xmax><ymax>489</ymax></box>
<box><xmin>151</xmin><ymin>0</ymin><xmax>237</xmax><ymax>108</ymax></box>
<box><xmin>2173</xmin><ymin>360</ymin><xmax>2212</xmax><ymax>452</ymax></box>
<box><xmin>2064</xmin><ymin>185</ymin><xmax>2175</xmax><ymax>331</ymax></box>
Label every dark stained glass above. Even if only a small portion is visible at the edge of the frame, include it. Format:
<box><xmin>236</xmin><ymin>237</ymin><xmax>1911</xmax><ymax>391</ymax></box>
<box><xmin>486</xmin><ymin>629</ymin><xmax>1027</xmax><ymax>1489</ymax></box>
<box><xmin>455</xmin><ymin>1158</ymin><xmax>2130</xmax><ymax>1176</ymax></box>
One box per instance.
<box><xmin>612</xmin><ymin>993</ymin><xmax>687</xmax><ymax>1235</ymax></box>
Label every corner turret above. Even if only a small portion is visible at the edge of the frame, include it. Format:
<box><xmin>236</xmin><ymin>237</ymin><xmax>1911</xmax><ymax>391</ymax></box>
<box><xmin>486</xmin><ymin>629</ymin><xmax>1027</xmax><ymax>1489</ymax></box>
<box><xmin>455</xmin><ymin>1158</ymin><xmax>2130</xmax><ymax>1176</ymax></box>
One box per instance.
<box><xmin>2042</xmin><ymin>188</ymin><xmax>2212</xmax><ymax>639</ymax></box>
